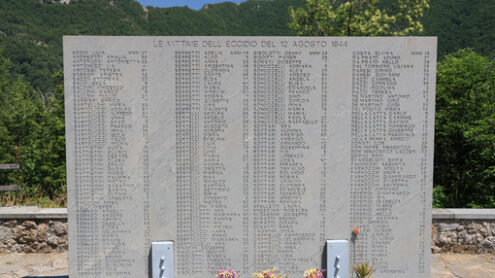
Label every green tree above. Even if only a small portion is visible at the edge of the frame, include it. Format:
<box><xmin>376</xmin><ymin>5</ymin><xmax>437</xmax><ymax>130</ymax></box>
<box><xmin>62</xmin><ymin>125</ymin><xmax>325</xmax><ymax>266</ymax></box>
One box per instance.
<box><xmin>0</xmin><ymin>53</ymin><xmax>66</xmax><ymax>198</ymax></box>
<box><xmin>289</xmin><ymin>0</ymin><xmax>429</xmax><ymax>36</ymax></box>
<box><xmin>0</xmin><ymin>52</ymin><xmax>44</xmax><ymax>192</ymax></box>
<box><xmin>434</xmin><ymin>49</ymin><xmax>495</xmax><ymax>208</ymax></box>
<box><xmin>38</xmin><ymin>70</ymin><xmax>66</xmax><ymax>197</ymax></box>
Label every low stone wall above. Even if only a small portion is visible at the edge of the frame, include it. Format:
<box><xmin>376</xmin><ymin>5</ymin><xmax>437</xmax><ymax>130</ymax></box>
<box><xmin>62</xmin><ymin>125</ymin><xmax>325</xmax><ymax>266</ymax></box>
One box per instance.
<box><xmin>1</xmin><ymin>208</ymin><xmax>494</xmax><ymax>254</ymax></box>
<box><xmin>0</xmin><ymin>208</ymin><xmax>67</xmax><ymax>253</ymax></box>
<box><xmin>432</xmin><ymin>209</ymin><xmax>495</xmax><ymax>254</ymax></box>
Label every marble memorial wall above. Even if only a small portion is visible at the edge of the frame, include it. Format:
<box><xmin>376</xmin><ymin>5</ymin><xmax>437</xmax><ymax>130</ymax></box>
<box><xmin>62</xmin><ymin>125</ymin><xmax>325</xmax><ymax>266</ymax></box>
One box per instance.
<box><xmin>64</xmin><ymin>36</ymin><xmax>437</xmax><ymax>278</ymax></box>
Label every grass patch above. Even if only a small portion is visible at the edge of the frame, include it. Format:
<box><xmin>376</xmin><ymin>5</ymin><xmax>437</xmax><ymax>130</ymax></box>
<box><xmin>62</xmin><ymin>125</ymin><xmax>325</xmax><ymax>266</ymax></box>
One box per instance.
<box><xmin>5</xmin><ymin>261</ymin><xmax>13</xmax><ymax>265</ymax></box>
<box><xmin>0</xmin><ymin>188</ymin><xmax>66</xmax><ymax>208</ymax></box>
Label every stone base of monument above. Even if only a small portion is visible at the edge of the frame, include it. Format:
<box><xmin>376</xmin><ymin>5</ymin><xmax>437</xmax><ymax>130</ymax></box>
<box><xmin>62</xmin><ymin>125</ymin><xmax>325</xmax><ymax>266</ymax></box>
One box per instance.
<box><xmin>151</xmin><ymin>241</ymin><xmax>174</xmax><ymax>278</ymax></box>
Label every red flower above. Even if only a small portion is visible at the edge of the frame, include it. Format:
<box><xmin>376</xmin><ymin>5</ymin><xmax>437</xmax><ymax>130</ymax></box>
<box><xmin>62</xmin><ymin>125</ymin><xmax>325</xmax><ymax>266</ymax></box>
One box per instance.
<box><xmin>353</xmin><ymin>227</ymin><xmax>360</xmax><ymax>236</ymax></box>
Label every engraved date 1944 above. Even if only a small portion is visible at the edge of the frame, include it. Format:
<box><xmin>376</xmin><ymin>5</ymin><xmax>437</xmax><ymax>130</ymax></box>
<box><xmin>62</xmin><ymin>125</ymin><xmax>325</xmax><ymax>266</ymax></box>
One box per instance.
<box><xmin>330</xmin><ymin>40</ymin><xmax>348</xmax><ymax>48</ymax></box>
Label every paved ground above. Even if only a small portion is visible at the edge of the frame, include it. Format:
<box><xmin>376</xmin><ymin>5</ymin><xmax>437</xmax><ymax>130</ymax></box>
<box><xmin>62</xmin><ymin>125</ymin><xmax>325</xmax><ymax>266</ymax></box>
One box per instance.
<box><xmin>431</xmin><ymin>254</ymin><xmax>495</xmax><ymax>278</ymax></box>
<box><xmin>0</xmin><ymin>253</ymin><xmax>67</xmax><ymax>278</ymax></box>
<box><xmin>0</xmin><ymin>253</ymin><xmax>494</xmax><ymax>277</ymax></box>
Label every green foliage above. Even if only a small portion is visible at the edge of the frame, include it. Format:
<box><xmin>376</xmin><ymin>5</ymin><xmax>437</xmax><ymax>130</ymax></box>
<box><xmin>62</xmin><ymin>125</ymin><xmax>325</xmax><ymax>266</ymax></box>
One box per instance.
<box><xmin>352</xmin><ymin>261</ymin><xmax>375</xmax><ymax>278</ymax></box>
<box><xmin>434</xmin><ymin>49</ymin><xmax>495</xmax><ymax>208</ymax></box>
<box><xmin>0</xmin><ymin>52</ymin><xmax>42</xmax><ymax>189</ymax></box>
<box><xmin>0</xmin><ymin>0</ymin><xmax>494</xmax><ymax>93</ymax></box>
<box><xmin>0</xmin><ymin>52</ymin><xmax>65</xmax><ymax>199</ymax></box>
<box><xmin>0</xmin><ymin>0</ymin><xmax>301</xmax><ymax>94</ymax></box>
<box><xmin>289</xmin><ymin>0</ymin><xmax>429</xmax><ymax>36</ymax></box>
<box><xmin>33</xmin><ymin>70</ymin><xmax>66</xmax><ymax>197</ymax></box>
<box><xmin>421</xmin><ymin>0</ymin><xmax>495</xmax><ymax>58</ymax></box>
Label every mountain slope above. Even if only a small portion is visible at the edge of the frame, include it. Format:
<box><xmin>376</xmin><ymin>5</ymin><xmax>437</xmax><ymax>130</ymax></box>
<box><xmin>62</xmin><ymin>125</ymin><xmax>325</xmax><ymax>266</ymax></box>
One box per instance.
<box><xmin>0</xmin><ymin>0</ymin><xmax>494</xmax><ymax>92</ymax></box>
<box><xmin>0</xmin><ymin>0</ymin><xmax>301</xmax><ymax>91</ymax></box>
<box><xmin>422</xmin><ymin>0</ymin><xmax>495</xmax><ymax>59</ymax></box>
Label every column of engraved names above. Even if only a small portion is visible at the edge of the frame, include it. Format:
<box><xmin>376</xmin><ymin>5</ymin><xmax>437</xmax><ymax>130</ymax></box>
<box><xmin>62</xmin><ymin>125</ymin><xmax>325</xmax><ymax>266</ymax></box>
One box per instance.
<box><xmin>378</xmin><ymin>52</ymin><xmax>417</xmax><ymax>275</ymax></box>
<box><xmin>351</xmin><ymin>50</ymin><xmax>417</xmax><ymax>274</ymax></box>
<box><xmin>175</xmin><ymin>50</ymin><xmax>201</xmax><ymax>274</ymax></box>
<box><xmin>238</xmin><ymin>50</ymin><xmax>250</xmax><ymax>272</ymax></box>
<box><xmin>252</xmin><ymin>51</ymin><xmax>283</xmax><ymax>267</ymax></box>
<box><xmin>279</xmin><ymin>51</ymin><xmax>316</xmax><ymax>272</ymax></box>
<box><xmin>141</xmin><ymin>50</ymin><xmax>151</xmax><ymax>275</ymax></box>
<box><xmin>72</xmin><ymin>50</ymin><xmax>144</xmax><ymax>276</ymax></box>
<box><xmin>319</xmin><ymin>50</ymin><xmax>328</xmax><ymax>245</ymax></box>
<box><xmin>72</xmin><ymin>50</ymin><xmax>104</xmax><ymax>276</ymax></box>
<box><xmin>350</xmin><ymin>51</ymin><xmax>378</xmax><ymax>269</ymax></box>
<box><xmin>350</xmin><ymin>51</ymin><xmax>374</xmax><ymax>263</ymax></box>
<box><xmin>102</xmin><ymin>52</ymin><xmax>144</xmax><ymax>276</ymax></box>
<box><xmin>418</xmin><ymin>50</ymin><xmax>432</xmax><ymax>273</ymax></box>
<box><xmin>203</xmin><ymin>50</ymin><xmax>236</xmax><ymax>272</ymax></box>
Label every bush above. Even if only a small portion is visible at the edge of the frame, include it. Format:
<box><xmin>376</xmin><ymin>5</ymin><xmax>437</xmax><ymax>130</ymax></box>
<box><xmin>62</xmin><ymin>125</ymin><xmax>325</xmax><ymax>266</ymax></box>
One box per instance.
<box><xmin>434</xmin><ymin>49</ymin><xmax>495</xmax><ymax>208</ymax></box>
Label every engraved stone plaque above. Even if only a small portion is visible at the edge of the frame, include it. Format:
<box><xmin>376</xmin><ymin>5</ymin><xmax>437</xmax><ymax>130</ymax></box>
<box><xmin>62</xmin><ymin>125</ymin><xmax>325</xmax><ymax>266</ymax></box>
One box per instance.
<box><xmin>64</xmin><ymin>36</ymin><xmax>436</xmax><ymax>278</ymax></box>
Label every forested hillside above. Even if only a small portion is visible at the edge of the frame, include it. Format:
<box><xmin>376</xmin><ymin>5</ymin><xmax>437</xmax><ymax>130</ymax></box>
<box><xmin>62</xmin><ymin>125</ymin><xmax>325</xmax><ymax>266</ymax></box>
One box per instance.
<box><xmin>422</xmin><ymin>0</ymin><xmax>495</xmax><ymax>59</ymax></box>
<box><xmin>0</xmin><ymin>0</ymin><xmax>299</xmax><ymax>92</ymax></box>
<box><xmin>0</xmin><ymin>0</ymin><xmax>494</xmax><ymax>93</ymax></box>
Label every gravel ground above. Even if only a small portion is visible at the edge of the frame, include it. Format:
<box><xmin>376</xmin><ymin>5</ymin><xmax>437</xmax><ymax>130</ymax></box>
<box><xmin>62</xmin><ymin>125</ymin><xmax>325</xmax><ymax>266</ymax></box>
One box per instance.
<box><xmin>0</xmin><ymin>253</ymin><xmax>494</xmax><ymax>277</ymax></box>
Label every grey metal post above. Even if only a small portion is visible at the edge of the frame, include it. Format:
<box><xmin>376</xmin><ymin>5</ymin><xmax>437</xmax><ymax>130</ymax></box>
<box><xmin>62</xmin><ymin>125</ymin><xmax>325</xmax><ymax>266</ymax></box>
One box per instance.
<box><xmin>152</xmin><ymin>241</ymin><xmax>174</xmax><ymax>278</ymax></box>
<box><xmin>327</xmin><ymin>240</ymin><xmax>349</xmax><ymax>278</ymax></box>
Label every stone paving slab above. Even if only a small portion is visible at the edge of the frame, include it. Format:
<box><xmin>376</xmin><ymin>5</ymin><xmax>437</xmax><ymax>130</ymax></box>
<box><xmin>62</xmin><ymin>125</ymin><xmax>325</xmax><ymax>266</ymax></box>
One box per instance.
<box><xmin>0</xmin><ymin>253</ymin><xmax>68</xmax><ymax>278</ymax></box>
<box><xmin>431</xmin><ymin>253</ymin><xmax>495</xmax><ymax>278</ymax></box>
<box><xmin>1</xmin><ymin>253</ymin><xmax>494</xmax><ymax>278</ymax></box>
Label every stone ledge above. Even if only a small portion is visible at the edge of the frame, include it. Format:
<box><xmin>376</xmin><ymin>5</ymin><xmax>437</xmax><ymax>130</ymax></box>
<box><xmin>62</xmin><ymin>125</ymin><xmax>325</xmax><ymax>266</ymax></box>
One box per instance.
<box><xmin>433</xmin><ymin>209</ymin><xmax>495</xmax><ymax>220</ymax></box>
<box><xmin>1</xmin><ymin>207</ymin><xmax>493</xmax><ymax>220</ymax></box>
<box><xmin>0</xmin><ymin>207</ymin><xmax>67</xmax><ymax>220</ymax></box>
